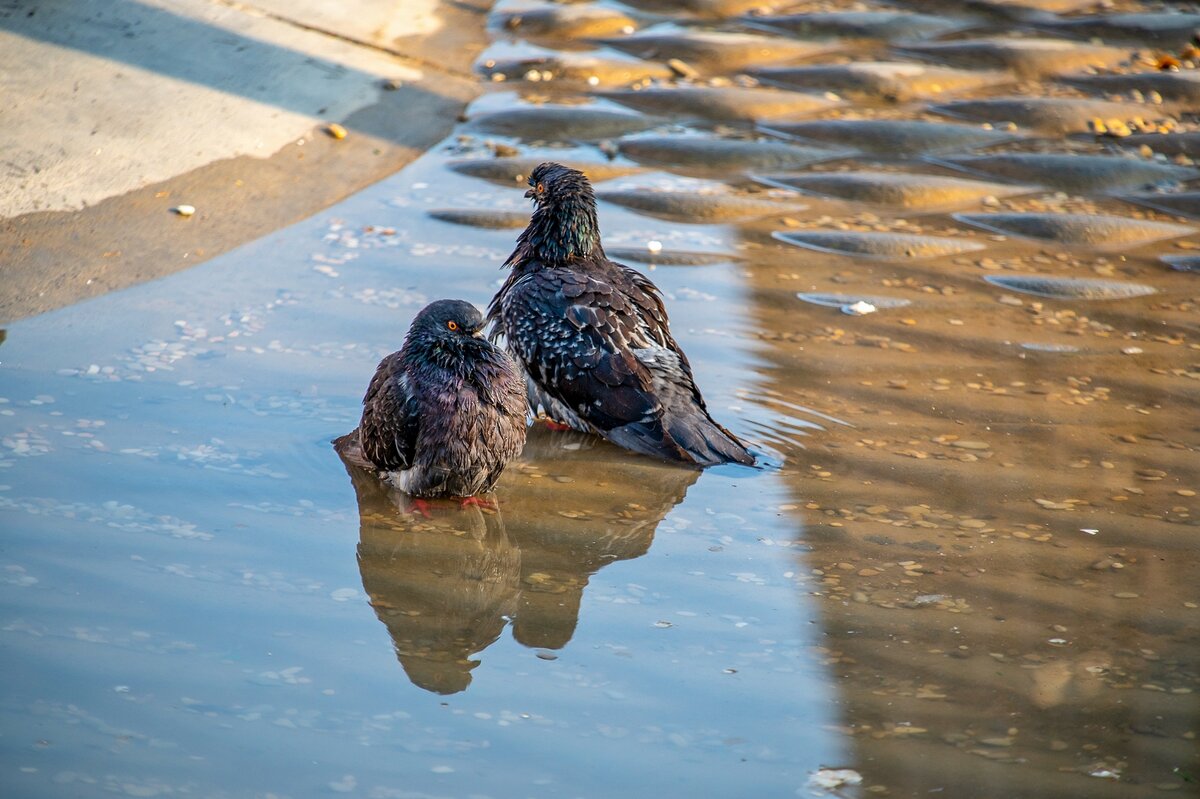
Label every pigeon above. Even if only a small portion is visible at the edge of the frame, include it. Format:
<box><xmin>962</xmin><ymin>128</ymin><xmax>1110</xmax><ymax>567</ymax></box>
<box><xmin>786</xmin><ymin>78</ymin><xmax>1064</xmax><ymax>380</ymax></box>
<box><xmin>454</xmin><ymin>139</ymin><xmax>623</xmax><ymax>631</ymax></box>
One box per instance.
<box><xmin>334</xmin><ymin>299</ymin><xmax>528</xmax><ymax>498</ymax></box>
<box><xmin>487</xmin><ymin>162</ymin><xmax>755</xmax><ymax>467</ymax></box>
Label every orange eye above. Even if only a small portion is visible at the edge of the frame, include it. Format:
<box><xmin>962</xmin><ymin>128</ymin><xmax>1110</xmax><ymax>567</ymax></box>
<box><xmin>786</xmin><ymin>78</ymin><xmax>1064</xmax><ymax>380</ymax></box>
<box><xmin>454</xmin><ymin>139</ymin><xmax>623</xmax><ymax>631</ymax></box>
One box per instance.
<box><xmin>536</xmin><ymin>182</ymin><xmax>545</xmax><ymax>194</ymax></box>
<box><xmin>447</xmin><ymin>321</ymin><xmax>458</xmax><ymax>331</ymax></box>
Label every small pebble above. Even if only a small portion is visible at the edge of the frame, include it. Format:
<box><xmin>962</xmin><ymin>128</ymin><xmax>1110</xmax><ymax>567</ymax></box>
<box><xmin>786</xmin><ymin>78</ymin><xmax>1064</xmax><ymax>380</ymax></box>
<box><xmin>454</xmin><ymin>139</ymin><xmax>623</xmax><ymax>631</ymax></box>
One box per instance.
<box><xmin>666</xmin><ymin>59</ymin><xmax>699</xmax><ymax>80</ymax></box>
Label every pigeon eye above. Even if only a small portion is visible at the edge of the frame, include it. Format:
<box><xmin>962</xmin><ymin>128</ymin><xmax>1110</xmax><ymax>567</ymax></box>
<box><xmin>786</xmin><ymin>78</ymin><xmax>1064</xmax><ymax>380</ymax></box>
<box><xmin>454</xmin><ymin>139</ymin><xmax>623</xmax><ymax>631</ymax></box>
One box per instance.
<box><xmin>536</xmin><ymin>182</ymin><xmax>545</xmax><ymax>194</ymax></box>
<box><xmin>447</xmin><ymin>321</ymin><xmax>458</xmax><ymax>331</ymax></box>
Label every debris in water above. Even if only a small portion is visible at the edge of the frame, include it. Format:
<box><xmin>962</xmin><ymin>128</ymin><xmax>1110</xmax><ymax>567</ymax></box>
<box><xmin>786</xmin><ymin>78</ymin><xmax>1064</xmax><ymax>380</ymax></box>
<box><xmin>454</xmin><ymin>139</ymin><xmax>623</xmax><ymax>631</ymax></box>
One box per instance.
<box><xmin>807</xmin><ymin>768</ymin><xmax>863</xmax><ymax>792</ymax></box>
<box><xmin>667</xmin><ymin>58</ymin><xmax>699</xmax><ymax>80</ymax></box>
<box><xmin>842</xmin><ymin>300</ymin><xmax>877</xmax><ymax>316</ymax></box>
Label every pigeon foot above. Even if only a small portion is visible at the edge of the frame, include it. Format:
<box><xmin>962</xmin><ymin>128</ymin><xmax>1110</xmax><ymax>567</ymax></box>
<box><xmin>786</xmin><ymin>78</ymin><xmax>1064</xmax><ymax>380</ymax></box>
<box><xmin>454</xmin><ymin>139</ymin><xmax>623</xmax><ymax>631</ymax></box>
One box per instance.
<box><xmin>459</xmin><ymin>495</ymin><xmax>498</xmax><ymax>512</ymax></box>
<box><xmin>406</xmin><ymin>498</ymin><xmax>435</xmax><ymax>519</ymax></box>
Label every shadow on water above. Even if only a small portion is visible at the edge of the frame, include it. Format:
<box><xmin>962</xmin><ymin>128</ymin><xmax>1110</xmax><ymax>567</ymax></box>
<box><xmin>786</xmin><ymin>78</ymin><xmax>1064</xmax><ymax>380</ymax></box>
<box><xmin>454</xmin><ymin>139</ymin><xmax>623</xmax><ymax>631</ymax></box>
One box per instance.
<box><xmin>340</xmin><ymin>427</ymin><xmax>697</xmax><ymax>695</ymax></box>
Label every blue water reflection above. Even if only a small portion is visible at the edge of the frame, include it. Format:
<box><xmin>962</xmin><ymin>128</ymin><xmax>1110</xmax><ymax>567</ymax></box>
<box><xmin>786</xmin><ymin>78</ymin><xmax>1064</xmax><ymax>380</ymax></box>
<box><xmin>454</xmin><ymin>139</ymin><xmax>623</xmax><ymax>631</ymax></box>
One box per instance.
<box><xmin>0</xmin><ymin>148</ymin><xmax>840</xmax><ymax>797</ymax></box>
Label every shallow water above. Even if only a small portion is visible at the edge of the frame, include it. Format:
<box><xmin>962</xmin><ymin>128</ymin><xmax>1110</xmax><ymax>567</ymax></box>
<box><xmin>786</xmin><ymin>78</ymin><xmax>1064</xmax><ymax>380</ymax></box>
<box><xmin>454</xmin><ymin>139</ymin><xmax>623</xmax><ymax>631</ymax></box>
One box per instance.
<box><xmin>3</xmin><ymin>0</ymin><xmax>1199</xmax><ymax>797</ymax></box>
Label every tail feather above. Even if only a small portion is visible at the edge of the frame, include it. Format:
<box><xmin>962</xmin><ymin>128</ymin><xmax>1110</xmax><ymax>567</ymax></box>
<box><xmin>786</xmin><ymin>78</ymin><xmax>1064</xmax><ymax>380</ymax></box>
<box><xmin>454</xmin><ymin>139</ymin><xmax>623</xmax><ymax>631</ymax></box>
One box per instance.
<box><xmin>604</xmin><ymin>412</ymin><xmax>754</xmax><ymax>467</ymax></box>
<box><xmin>605</xmin><ymin>418</ymin><xmax>694</xmax><ymax>465</ymax></box>
<box><xmin>666</xmin><ymin>411</ymin><xmax>756</xmax><ymax>467</ymax></box>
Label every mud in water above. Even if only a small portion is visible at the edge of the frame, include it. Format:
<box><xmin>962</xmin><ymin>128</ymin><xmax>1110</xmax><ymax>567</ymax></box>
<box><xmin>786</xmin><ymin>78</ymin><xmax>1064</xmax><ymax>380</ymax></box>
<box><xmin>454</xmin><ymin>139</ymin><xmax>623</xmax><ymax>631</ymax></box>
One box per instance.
<box><xmin>1</xmin><ymin>1</ymin><xmax>1198</xmax><ymax>797</ymax></box>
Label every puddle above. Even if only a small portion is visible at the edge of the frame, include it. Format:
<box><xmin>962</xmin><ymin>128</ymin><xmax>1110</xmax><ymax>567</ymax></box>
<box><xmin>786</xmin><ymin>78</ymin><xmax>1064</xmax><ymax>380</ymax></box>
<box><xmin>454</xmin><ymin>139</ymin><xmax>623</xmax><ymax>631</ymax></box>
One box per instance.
<box><xmin>598</xmin><ymin>186</ymin><xmax>804</xmax><ymax>222</ymax></box>
<box><xmin>932</xmin><ymin>96</ymin><xmax>1149</xmax><ymax>133</ymax></box>
<box><xmin>752</xmin><ymin>61</ymin><xmax>1005</xmax><ymax>102</ymax></box>
<box><xmin>3</xmin><ymin>1</ymin><xmax>1198</xmax><ymax>797</ymax></box>
<box><xmin>983</xmin><ymin>274</ymin><xmax>1159</xmax><ymax>300</ymax></box>
<box><xmin>758</xmin><ymin>170</ymin><xmax>1032</xmax><ymax>210</ymax></box>
<box><xmin>936</xmin><ymin>153</ymin><xmax>1199</xmax><ymax>195</ymax></box>
<box><xmin>741</xmin><ymin>10</ymin><xmax>966</xmax><ymax>41</ymax></box>
<box><xmin>899</xmin><ymin>37</ymin><xmax>1129</xmax><ymax>78</ymax></box>
<box><xmin>595</xmin><ymin>29</ymin><xmax>832</xmax><ymax>73</ymax></box>
<box><xmin>775</xmin><ymin>229</ymin><xmax>986</xmax><ymax>259</ymax></box>
<box><xmin>763</xmin><ymin>118</ymin><xmax>1015</xmax><ymax>155</ymax></box>
<box><xmin>617</xmin><ymin>134</ymin><xmax>847</xmax><ymax>173</ymax></box>
<box><xmin>427</xmin><ymin>208</ymin><xmax>531</xmax><ymax>228</ymax></box>
<box><xmin>600</xmin><ymin>84</ymin><xmax>839</xmax><ymax>121</ymax></box>
<box><xmin>955</xmin><ymin>212</ymin><xmax>1195</xmax><ymax>249</ymax></box>
<box><xmin>1037</xmin><ymin>11</ymin><xmax>1200</xmax><ymax>47</ymax></box>
<box><xmin>448</xmin><ymin>155</ymin><xmax>642</xmax><ymax>186</ymax></box>
<box><xmin>467</xmin><ymin>103</ymin><xmax>657</xmax><ymax>140</ymax></box>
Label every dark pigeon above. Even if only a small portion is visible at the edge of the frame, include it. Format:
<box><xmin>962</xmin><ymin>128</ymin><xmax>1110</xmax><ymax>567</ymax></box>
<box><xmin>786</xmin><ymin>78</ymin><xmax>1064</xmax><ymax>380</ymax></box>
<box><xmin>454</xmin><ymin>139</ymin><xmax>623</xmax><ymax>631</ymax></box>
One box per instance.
<box><xmin>487</xmin><ymin>163</ymin><xmax>755</xmax><ymax>467</ymax></box>
<box><xmin>334</xmin><ymin>299</ymin><xmax>528</xmax><ymax>497</ymax></box>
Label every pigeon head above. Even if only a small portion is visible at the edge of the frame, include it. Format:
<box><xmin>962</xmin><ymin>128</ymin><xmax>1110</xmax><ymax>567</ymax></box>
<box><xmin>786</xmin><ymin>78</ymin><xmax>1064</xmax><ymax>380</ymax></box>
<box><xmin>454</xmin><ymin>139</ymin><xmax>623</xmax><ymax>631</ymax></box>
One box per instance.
<box><xmin>403</xmin><ymin>299</ymin><xmax>490</xmax><ymax>368</ymax></box>
<box><xmin>524</xmin><ymin>162</ymin><xmax>593</xmax><ymax>206</ymax></box>
<box><xmin>512</xmin><ymin>162</ymin><xmax>602</xmax><ymax>264</ymax></box>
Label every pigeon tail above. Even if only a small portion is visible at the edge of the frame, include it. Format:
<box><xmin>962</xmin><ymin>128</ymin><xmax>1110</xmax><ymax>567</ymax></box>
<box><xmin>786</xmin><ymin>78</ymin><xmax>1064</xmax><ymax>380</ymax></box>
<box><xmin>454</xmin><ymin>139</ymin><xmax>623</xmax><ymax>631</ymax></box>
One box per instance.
<box><xmin>664</xmin><ymin>411</ymin><xmax>756</xmax><ymax>467</ymax></box>
<box><xmin>605</xmin><ymin>412</ymin><xmax>754</xmax><ymax>467</ymax></box>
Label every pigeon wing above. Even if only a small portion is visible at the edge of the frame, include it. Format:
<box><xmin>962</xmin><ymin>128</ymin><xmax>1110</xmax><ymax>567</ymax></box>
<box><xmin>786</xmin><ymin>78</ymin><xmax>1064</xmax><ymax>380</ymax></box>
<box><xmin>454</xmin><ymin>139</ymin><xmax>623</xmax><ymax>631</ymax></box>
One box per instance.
<box><xmin>358</xmin><ymin>352</ymin><xmax>421</xmax><ymax>471</ymax></box>
<box><xmin>502</xmin><ymin>264</ymin><xmax>692</xmax><ymax>462</ymax></box>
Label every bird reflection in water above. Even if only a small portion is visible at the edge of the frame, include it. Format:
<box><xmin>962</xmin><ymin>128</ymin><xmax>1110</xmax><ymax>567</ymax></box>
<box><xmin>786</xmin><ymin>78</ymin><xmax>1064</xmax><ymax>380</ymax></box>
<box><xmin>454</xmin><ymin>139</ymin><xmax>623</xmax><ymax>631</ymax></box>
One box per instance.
<box><xmin>338</xmin><ymin>426</ymin><xmax>699</xmax><ymax>694</ymax></box>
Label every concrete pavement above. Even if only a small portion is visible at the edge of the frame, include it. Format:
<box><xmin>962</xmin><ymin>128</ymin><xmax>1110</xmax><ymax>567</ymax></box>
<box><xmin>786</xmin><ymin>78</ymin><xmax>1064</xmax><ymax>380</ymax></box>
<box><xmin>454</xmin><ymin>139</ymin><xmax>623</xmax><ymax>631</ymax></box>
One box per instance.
<box><xmin>0</xmin><ymin>0</ymin><xmax>490</xmax><ymax>322</ymax></box>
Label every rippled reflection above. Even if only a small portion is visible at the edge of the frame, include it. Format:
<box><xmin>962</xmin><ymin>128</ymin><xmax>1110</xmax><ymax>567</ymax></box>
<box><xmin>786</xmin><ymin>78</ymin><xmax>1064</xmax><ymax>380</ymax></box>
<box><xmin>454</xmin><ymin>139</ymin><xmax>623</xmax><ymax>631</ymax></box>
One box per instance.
<box><xmin>341</xmin><ymin>427</ymin><xmax>698</xmax><ymax>694</ymax></box>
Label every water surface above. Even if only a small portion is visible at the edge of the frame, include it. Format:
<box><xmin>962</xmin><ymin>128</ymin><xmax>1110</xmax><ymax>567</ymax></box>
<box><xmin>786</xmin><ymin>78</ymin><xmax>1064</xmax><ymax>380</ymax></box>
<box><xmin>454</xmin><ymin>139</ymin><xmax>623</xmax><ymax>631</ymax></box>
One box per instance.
<box><xmin>4</xmin><ymin>1</ymin><xmax>1199</xmax><ymax>797</ymax></box>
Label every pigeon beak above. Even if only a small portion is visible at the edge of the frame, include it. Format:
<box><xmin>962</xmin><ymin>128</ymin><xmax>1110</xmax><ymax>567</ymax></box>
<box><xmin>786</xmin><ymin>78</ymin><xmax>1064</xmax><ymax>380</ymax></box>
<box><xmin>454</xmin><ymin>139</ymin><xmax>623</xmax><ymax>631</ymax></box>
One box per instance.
<box><xmin>523</xmin><ymin>189</ymin><xmax>535</xmax><ymax>200</ymax></box>
<box><xmin>471</xmin><ymin>324</ymin><xmax>486</xmax><ymax>338</ymax></box>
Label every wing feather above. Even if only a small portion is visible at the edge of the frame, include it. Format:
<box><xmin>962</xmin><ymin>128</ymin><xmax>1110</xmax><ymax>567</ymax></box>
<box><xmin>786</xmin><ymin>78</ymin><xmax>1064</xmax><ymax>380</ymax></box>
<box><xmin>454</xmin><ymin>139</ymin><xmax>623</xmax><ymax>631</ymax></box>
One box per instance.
<box><xmin>500</xmin><ymin>262</ymin><xmax>664</xmax><ymax>433</ymax></box>
<box><xmin>491</xmin><ymin>255</ymin><xmax>753</xmax><ymax>466</ymax></box>
<box><xmin>358</xmin><ymin>353</ymin><xmax>420</xmax><ymax>471</ymax></box>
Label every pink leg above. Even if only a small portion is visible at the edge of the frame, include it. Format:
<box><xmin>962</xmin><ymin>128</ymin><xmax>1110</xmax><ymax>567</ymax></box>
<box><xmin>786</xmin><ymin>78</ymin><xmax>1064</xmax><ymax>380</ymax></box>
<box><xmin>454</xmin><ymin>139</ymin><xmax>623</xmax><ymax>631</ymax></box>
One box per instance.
<box><xmin>406</xmin><ymin>498</ymin><xmax>435</xmax><ymax>519</ymax></box>
<box><xmin>543</xmin><ymin>418</ymin><xmax>573</xmax><ymax>432</ymax></box>
<box><xmin>459</xmin><ymin>495</ymin><xmax>498</xmax><ymax>511</ymax></box>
